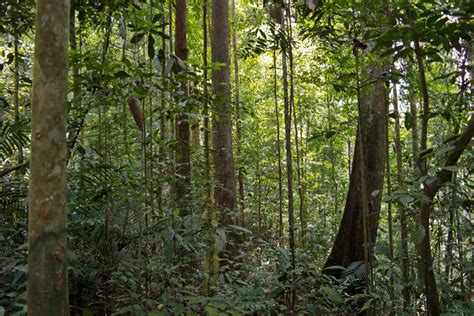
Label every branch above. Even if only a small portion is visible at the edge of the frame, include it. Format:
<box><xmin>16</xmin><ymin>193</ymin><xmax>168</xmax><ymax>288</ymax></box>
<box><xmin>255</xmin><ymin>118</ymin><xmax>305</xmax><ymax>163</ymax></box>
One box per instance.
<box><xmin>424</xmin><ymin>113</ymin><xmax>474</xmax><ymax>199</ymax></box>
<box><xmin>0</xmin><ymin>161</ymin><xmax>29</xmax><ymax>178</ymax></box>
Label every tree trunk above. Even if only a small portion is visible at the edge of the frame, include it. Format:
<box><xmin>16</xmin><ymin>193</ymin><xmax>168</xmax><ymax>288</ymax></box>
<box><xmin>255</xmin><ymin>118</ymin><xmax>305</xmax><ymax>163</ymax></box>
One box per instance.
<box><xmin>28</xmin><ymin>0</ymin><xmax>70</xmax><ymax>315</ymax></box>
<box><xmin>324</xmin><ymin>47</ymin><xmax>388</xmax><ymax>278</ymax></box>
<box><xmin>273</xmin><ymin>46</ymin><xmax>284</xmax><ymax>247</ymax></box>
<box><xmin>231</xmin><ymin>0</ymin><xmax>245</xmax><ymax>225</ymax></box>
<box><xmin>211</xmin><ymin>0</ymin><xmax>237</xmax><ymax>225</ymax></box>
<box><xmin>13</xmin><ymin>33</ymin><xmax>24</xmax><ymax>166</ymax></box>
<box><xmin>175</xmin><ymin>0</ymin><xmax>191</xmax><ymax>215</ymax></box>
<box><xmin>395</xmin><ymin>83</ymin><xmax>411</xmax><ymax>310</ymax></box>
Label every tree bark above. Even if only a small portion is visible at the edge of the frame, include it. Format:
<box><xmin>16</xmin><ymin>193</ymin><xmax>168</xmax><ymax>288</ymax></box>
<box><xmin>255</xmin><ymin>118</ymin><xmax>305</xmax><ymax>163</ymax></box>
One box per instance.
<box><xmin>175</xmin><ymin>0</ymin><xmax>191</xmax><ymax>215</ymax></box>
<box><xmin>231</xmin><ymin>0</ymin><xmax>245</xmax><ymax>225</ymax></box>
<box><xmin>395</xmin><ymin>83</ymin><xmax>411</xmax><ymax>310</ymax></box>
<box><xmin>324</xmin><ymin>48</ymin><xmax>388</xmax><ymax>278</ymax></box>
<box><xmin>28</xmin><ymin>0</ymin><xmax>70</xmax><ymax>315</ymax></box>
<box><xmin>211</xmin><ymin>0</ymin><xmax>237</xmax><ymax>225</ymax></box>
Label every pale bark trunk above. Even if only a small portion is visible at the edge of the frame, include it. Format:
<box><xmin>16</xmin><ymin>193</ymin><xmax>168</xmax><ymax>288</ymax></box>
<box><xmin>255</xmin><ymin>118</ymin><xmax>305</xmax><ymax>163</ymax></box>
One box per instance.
<box><xmin>28</xmin><ymin>0</ymin><xmax>70</xmax><ymax>314</ymax></box>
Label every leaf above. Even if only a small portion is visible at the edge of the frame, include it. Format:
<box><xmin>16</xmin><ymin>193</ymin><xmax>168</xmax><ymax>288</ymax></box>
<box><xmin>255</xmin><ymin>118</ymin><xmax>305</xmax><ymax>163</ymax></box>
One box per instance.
<box><xmin>127</xmin><ymin>97</ymin><xmax>144</xmax><ymax>131</ymax></box>
<box><xmin>321</xmin><ymin>286</ymin><xmax>343</xmax><ymax>304</ymax></box>
<box><xmin>82</xmin><ymin>308</ymin><xmax>94</xmax><ymax>316</ymax></box>
<box><xmin>411</xmin><ymin>224</ymin><xmax>426</xmax><ymax>246</ymax></box>
<box><xmin>323</xmin><ymin>265</ymin><xmax>346</xmax><ymax>271</ymax></box>
<box><xmin>153</xmin><ymin>55</ymin><xmax>161</xmax><ymax>73</ymax></box>
<box><xmin>343</xmin><ymin>261</ymin><xmax>365</xmax><ymax>280</ymax></box>
<box><xmin>227</xmin><ymin>224</ymin><xmax>252</xmax><ymax>234</ymax></box>
<box><xmin>215</xmin><ymin>228</ymin><xmax>226</xmax><ymax>252</ymax></box>
<box><xmin>442</xmin><ymin>165</ymin><xmax>458</xmax><ymax>172</ymax></box>
<box><xmin>164</xmin><ymin>57</ymin><xmax>175</xmax><ymax>76</ymax></box>
<box><xmin>360</xmin><ymin>298</ymin><xmax>374</xmax><ymax>312</ymax></box>
<box><xmin>114</xmin><ymin>70</ymin><xmax>130</xmax><ymax>79</ymax></box>
<box><xmin>398</xmin><ymin>194</ymin><xmax>414</xmax><ymax>206</ymax></box>
<box><xmin>404</xmin><ymin>111</ymin><xmax>413</xmax><ymax>130</ymax></box>
<box><xmin>276</xmin><ymin>246</ymin><xmax>289</xmax><ymax>258</ymax></box>
<box><xmin>371</xmin><ymin>190</ymin><xmax>381</xmax><ymax>197</ymax></box>
<box><xmin>205</xmin><ymin>305</ymin><xmax>220</xmax><ymax>316</ymax></box>
<box><xmin>325</xmin><ymin>130</ymin><xmax>336</xmax><ymax>139</ymax></box>
<box><xmin>118</xmin><ymin>19</ymin><xmax>127</xmax><ymax>39</ymax></box>
<box><xmin>147</xmin><ymin>33</ymin><xmax>155</xmax><ymax>60</ymax></box>
<box><xmin>130</xmin><ymin>31</ymin><xmax>145</xmax><ymax>44</ymax></box>
<box><xmin>0</xmin><ymin>306</ymin><xmax>5</xmax><ymax>316</ymax></box>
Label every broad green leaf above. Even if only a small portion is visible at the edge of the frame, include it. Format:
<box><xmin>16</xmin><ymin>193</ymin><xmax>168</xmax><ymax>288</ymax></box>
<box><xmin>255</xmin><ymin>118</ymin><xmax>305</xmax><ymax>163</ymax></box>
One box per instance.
<box><xmin>321</xmin><ymin>286</ymin><xmax>343</xmax><ymax>304</ymax></box>
<box><xmin>205</xmin><ymin>306</ymin><xmax>220</xmax><ymax>316</ymax></box>
<box><xmin>398</xmin><ymin>194</ymin><xmax>414</xmax><ymax>206</ymax></box>
<box><xmin>164</xmin><ymin>57</ymin><xmax>175</xmax><ymax>76</ymax></box>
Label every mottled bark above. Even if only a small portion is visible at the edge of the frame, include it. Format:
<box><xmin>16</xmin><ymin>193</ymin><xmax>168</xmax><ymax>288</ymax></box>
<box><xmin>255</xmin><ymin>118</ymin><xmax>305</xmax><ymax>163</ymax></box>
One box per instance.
<box><xmin>28</xmin><ymin>0</ymin><xmax>70</xmax><ymax>315</ymax></box>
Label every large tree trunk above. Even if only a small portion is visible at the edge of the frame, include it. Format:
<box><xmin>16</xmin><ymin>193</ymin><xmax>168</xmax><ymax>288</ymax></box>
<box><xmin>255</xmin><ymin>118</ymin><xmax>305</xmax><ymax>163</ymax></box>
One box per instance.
<box><xmin>324</xmin><ymin>56</ymin><xmax>388</xmax><ymax>277</ymax></box>
<box><xmin>175</xmin><ymin>0</ymin><xmax>191</xmax><ymax>215</ymax></box>
<box><xmin>211</xmin><ymin>0</ymin><xmax>237</xmax><ymax>225</ymax></box>
<box><xmin>27</xmin><ymin>0</ymin><xmax>70</xmax><ymax>315</ymax></box>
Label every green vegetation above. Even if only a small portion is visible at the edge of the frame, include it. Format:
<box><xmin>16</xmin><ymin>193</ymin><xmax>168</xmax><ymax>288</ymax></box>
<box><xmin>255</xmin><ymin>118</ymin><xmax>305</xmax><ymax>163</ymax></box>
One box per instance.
<box><xmin>1</xmin><ymin>0</ymin><xmax>472</xmax><ymax>314</ymax></box>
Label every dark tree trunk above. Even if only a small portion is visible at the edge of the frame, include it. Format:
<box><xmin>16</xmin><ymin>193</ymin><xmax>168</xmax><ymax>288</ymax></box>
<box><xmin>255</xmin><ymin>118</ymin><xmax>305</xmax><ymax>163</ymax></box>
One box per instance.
<box><xmin>175</xmin><ymin>0</ymin><xmax>191</xmax><ymax>215</ymax></box>
<box><xmin>324</xmin><ymin>57</ymin><xmax>388</xmax><ymax>277</ymax></box>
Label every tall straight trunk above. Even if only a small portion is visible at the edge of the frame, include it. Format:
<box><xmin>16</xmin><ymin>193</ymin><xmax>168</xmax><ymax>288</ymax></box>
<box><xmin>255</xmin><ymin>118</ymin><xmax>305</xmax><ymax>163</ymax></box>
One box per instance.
<box><xmin>158</xmin><ymin>0</ymin><xmax>167</xmax><ymax>214</ymax></box>
<box><xmin>231</xmin><ymin>0</ymin><xmax>245</xmax><ymax>225</ymax></box>
<box><xmin>28</xmin><ymin>0</ymin><xmax>70</xmax><ymax>314</ymax></box>
<box><xmin>273</xmin><ymin>46</ymin><xmax>284</xmax><ymax>247</ymax></box>
<box><xmin>409</xmin><ymin>92</ymin><xmax>419</xmax><ymax>173</ymax></box>
<box><xmin>327</xmin><ymin>96</ymin><xmax>339</xmax><ymax>230</ymax></box>
<box><xmin>281</xmin><ymin>6</ymin><xmax>296</xmax><ymax>310</ymax></box>
<box><xmin>13</xmin><ymin>34</ymin><xmax>23</xmax><ymax>166</ymax></box>
<box><xmin>293</xmin><ymin>93</ymin><xmax>305</xmax><ymax>248</ymax></box>
<box><xmin>211</xmin><ymin>0</ymin><xmax>237</xmax><ymax>225</ymax></box>
<box><xmin>175</xmin><ymin>0</ymin><xmax>191</xmax><ymax>215</ymax></box>
<box><xmin>202</xmin><ymin>0</ymin><xmax>210</xmax><ymax>201</ymax></box>
<box><xmin>385</xmin><ymin>87</ymin><xmax>395</xmax><ymax>306</ymax></box>
<box><xmin>394</xmin><ymin>83</ymin><xmax>410</xmax><ymax>310</ymax></box>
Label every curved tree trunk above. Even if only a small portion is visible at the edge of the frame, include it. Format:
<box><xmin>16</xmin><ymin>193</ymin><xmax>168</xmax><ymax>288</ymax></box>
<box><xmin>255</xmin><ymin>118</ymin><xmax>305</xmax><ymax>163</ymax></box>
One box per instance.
<box><xmin>28</xmin><ymin>0</ymin><xmax>70</xmax><ymax>315</ymax></box>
